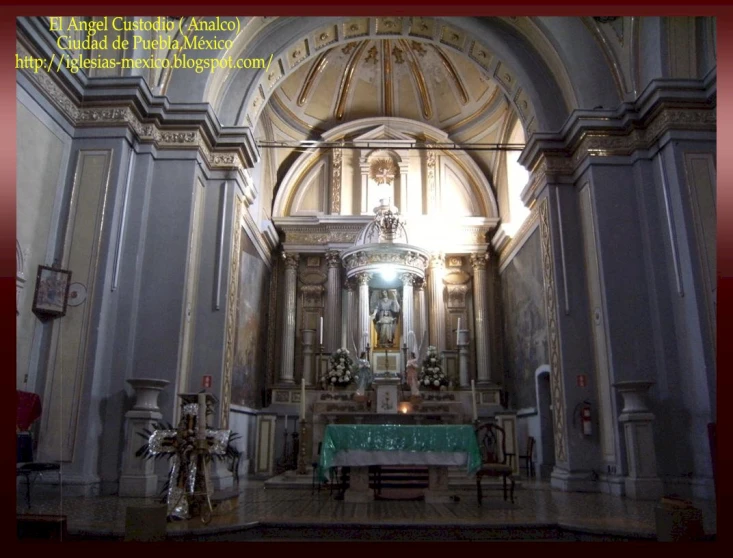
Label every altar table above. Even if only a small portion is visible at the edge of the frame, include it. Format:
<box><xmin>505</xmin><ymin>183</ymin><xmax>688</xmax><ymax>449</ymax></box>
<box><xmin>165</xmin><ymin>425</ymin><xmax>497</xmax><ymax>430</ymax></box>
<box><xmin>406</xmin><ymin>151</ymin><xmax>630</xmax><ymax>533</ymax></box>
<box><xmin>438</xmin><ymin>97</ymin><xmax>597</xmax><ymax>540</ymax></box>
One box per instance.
<box><xmin>318</xmin><ymin>424</ymin><xmax>482</xmax><ymax>502</ymax></box>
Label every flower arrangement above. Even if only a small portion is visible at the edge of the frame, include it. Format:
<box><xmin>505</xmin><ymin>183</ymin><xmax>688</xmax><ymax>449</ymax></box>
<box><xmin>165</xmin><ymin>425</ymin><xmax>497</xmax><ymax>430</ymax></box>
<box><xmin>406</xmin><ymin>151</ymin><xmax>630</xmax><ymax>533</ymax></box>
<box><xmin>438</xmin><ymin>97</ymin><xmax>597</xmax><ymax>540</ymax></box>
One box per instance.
<box><xmin>419</xmin><ymin>346</ymin><xmax>448</xmax><ymax>389</ymax></box>
<box><xmin>324</xmin><ymin>348</ymin><xmax>354</xmax><ymax>387</ymax></box>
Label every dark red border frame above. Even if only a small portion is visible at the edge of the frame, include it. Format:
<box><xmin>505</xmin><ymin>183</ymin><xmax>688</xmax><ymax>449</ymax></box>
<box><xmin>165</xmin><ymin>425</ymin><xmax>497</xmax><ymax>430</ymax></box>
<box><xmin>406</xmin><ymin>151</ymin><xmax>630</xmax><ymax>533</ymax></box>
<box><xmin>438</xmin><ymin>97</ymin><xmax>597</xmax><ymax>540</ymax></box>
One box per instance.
<box><xmin>3</xmin><ymin>2</ymin><xmax>726</xmax><ymax>547</ymax></box>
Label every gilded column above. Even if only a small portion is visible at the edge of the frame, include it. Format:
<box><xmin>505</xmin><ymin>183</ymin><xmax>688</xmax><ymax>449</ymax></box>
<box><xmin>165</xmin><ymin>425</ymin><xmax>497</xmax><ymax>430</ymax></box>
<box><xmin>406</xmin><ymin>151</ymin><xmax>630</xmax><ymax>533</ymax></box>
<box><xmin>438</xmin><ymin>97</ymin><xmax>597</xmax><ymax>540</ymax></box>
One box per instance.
<box><xmin>325</xmin><ymin>250</ymin><xmax>342</xmax><ymax>352</ymax></box>
<box><xmin>400</xmin><ymin>273</ymin><xmax>415</xmax><ymax>349</ymax></box>
<box><xmin>280</xmin><ymin>253</ymin><xmax>299</xmax><ymax>384</ymax></box>
<box><xmin>356</xmin><ymin>272</ymin><xmax>372</xmax><ymax>352</ymax></box>
<box><xmin>427</xmin><ymin>252</ymin><xmax>446</xmax><ymax>349</ymax></box>
<box><xmin>471</xmin><ymin>252</ymin><xmax>491</xmax><ymax>386</ymax></box>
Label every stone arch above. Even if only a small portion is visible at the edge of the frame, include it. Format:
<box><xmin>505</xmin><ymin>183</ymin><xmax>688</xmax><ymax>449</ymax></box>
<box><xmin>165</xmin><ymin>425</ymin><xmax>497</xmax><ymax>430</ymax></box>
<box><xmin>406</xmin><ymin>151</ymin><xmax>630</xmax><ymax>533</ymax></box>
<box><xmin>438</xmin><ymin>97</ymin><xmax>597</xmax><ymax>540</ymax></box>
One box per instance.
<box><xmin>272</xmin><ymin>117</ymin><xmax>499</xmax><ymax>219</ymax></box>
<box><xmin>184</xmin><ymin>16</ymin><xmax>594</xmax><ymax>133</ymax></box>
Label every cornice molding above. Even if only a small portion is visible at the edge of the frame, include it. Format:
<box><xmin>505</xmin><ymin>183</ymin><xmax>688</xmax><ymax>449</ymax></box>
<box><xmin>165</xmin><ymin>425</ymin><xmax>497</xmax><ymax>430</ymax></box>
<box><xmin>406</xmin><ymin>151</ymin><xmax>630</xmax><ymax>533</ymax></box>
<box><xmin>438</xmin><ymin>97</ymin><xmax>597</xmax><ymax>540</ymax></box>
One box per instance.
<box><xmin>519</xmin><ymin>76</ymin><xmax>716</xmax><ymax>205</ymax></box>
<box><xmin>16</xmin><ymin>24</ymin><xmax>260</xmax><ymax>174</ymax></box>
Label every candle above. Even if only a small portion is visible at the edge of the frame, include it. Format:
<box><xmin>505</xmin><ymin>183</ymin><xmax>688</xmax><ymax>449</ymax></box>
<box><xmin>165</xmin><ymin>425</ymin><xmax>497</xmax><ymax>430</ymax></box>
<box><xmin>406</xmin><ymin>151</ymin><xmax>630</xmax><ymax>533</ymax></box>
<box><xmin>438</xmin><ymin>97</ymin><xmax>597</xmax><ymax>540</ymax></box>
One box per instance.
<box><xmin>319</xmin><ymin>317</ymin><xmax>323</xmax><ymax>345</ymax></box>
<box><xmin>300</xmin><ymin>378</ymin><xmax>306</xmax><ymax>420</ymax></box>
<box><xmin>457</xmin><ymin>318</ymin><xmax>461</xmax><ymax>345</ymax></box>
<box><xmin>198</xmin><ymin>392</ymin><xmax>207</xmax><ymax>439</ymax></box>
<box><xmin>471</xmin><ymin>380</ymin><xmax>478</xmax><ymax>422</ymax></box>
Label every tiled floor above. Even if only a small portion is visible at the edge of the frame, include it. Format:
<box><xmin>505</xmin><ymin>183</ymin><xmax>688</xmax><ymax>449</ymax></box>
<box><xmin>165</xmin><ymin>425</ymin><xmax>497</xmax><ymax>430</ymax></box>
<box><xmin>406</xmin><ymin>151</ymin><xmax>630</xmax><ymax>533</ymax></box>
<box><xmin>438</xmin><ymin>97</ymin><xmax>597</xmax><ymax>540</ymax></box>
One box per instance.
<box><xmin>17</xmin><ymin>477</ymin><xmax>717</xmax><ymax>541</ymax></box>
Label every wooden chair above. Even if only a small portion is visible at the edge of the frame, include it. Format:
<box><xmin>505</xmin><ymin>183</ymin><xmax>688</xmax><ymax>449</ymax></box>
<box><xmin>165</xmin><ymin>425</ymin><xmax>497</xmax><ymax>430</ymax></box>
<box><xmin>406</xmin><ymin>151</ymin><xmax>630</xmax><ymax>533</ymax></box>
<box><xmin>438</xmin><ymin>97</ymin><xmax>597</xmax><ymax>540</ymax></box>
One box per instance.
<box><xmin>475</xmin><ymin>422</ymin><xmax>515</xmax><ymax>504</ymax></box>
<box><xmin>519</xmin><ymin>436</ymin><xmax>536</xmax><ymax>477</ymax></box>
<box><xmin>507</xmin><ymin>436</ymin><xmax>536</xmax><ymax>478</ymax></box>
<box><xmin>16</xmin><ymin>391</ymin><xmax>60</xmax><ymax>509</ymax></box>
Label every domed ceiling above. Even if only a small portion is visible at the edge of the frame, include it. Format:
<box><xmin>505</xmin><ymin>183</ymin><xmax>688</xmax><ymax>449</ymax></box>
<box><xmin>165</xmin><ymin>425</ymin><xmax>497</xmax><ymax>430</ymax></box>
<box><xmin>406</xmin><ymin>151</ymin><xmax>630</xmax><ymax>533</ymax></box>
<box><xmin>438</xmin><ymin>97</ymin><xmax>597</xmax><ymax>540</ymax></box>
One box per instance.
<box><xmin>255</xmin><ymin>37</ymin><xmax>519</xmax><ymax>221</ymax></box>
<box><xmin>265</xmin><ymin>38</ymin><xmax>509</xmax><ymax>137</ymax></box>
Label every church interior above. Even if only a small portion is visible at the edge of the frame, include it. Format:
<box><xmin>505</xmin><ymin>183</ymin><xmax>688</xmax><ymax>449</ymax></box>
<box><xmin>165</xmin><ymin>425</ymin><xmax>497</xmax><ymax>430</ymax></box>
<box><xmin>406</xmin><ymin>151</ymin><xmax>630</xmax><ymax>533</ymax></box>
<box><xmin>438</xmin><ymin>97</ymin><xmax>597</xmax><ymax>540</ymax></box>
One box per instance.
<box><xmin>16</xmin><ymin>15</ymin><xmax>716</xmax><ymax>541</ymax></box>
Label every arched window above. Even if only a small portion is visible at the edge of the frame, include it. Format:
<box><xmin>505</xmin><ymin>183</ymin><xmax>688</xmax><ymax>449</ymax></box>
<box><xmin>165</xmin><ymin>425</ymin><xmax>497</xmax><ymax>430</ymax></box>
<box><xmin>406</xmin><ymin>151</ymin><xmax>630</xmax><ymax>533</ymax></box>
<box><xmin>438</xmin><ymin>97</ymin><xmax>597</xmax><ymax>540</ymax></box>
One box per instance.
<box><xmin>503</xmin><ymin>120</ymin><xmax>530</xmax><ymax>236</ymax></box>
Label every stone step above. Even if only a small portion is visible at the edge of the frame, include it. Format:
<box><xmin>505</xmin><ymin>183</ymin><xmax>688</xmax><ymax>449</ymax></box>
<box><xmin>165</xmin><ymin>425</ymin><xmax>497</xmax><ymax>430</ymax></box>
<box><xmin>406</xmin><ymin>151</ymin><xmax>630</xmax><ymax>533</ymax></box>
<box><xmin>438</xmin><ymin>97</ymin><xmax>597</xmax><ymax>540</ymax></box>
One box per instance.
<box><xmin>264</xmin><ymin>469</ymin><xmax>521</xmax><ymax>490</ymax></box>
<box><xmin>211</xmin><ymin>489</ymin><xmax>239</xmax><ymax>516</ymax></box>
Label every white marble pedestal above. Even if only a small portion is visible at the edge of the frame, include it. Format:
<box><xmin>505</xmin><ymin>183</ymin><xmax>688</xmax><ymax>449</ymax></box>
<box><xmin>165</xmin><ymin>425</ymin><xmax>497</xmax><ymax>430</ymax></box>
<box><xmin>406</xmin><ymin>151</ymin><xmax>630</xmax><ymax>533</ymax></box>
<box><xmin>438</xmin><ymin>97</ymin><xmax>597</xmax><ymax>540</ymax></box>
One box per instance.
<box><xmin>614</xmin><ymin>381</ymin><xmax>663</xmax><ymax>500</ymax></box>
<box><xmin>119</xmin><ymin>379</ymin><xmax>169</xmax><ymax>497</ymax></box>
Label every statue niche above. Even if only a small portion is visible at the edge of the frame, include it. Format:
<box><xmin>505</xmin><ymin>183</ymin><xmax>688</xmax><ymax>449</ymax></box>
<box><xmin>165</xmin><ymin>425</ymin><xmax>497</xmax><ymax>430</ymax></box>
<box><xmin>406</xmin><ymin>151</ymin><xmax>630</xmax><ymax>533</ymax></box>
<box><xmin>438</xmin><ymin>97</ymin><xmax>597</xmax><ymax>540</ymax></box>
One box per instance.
<box><xmin>369</xmin><ymin>288</ymin><xmax>401</xmax><ymax>349</ymax></box>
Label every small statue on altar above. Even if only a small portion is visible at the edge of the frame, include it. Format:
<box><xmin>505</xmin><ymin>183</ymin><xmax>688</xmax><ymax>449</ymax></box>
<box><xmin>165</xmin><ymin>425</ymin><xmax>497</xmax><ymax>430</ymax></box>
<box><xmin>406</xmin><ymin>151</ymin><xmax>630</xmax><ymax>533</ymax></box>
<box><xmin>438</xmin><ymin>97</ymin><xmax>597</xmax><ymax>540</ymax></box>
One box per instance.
<box><xmin>354</xmin><ymin>352</ymin><xmax>373</xmax><ymax>400</ymax></box>
<box><xmin>406</xmin><ymin>351</ymin><xmax>421</xmax><ymax>398</ymax></box>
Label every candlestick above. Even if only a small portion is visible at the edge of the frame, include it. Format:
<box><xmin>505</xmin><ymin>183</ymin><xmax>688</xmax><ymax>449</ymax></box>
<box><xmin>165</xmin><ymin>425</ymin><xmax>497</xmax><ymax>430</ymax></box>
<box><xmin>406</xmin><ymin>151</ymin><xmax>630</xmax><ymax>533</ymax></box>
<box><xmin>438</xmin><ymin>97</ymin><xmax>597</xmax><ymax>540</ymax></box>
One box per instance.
<box><xmin>471</xmin><ymin>380</ymin><xmax>478</xmax><ymax>422</ymax></box>
<box><xmin>457</xmin><ymin>318</ymin><xmax>461</xmax><ymax>346</ymax></box>
<box><xmin>319</xmin><ymin>317</ymin><xmax>323</xmax><ymax>345</ymax></box>
<box><xmin>300</xmin><ymin>378</ymin><xmax>306</xmax><ymax>420</ymax></box>
<box><xmin>198</xmin><ymin>392</ymin><xmax>207</xmax><ymax>439</ymax></box>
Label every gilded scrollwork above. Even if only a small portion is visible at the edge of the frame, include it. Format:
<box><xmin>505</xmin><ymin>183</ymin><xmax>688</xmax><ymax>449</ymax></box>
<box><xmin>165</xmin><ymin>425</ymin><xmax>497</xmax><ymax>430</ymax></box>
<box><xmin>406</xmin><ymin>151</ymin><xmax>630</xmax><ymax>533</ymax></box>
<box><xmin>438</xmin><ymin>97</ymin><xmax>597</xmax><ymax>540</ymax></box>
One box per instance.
<box><xmin>539</xmin><ymin>197</ymin><xmax>567</xmax><ymax>463</ymax></box>
<box><xmin>331</xmin><ymin>148</ymin><xmax>342</xmax><ymax>214</ymax></box>
<box><xmin>221</xmin><ymin>198</ymin><xmax>245</xmax><ymax>429</ymax></box>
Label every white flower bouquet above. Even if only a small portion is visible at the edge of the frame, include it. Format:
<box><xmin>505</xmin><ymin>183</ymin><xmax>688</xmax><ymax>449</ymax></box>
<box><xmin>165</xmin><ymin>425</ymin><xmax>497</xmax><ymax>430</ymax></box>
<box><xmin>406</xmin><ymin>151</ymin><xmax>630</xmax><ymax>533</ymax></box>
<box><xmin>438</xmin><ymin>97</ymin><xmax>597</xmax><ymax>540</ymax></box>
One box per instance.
<box><xmin>419</xmin><ymin>346</ymin><xmax>448</xmax><ymax>389</ymax></box>
<box><xmin>324</xmin><ymin>348</ymin><xmax>354</xmax><ymax>387</ymax></box>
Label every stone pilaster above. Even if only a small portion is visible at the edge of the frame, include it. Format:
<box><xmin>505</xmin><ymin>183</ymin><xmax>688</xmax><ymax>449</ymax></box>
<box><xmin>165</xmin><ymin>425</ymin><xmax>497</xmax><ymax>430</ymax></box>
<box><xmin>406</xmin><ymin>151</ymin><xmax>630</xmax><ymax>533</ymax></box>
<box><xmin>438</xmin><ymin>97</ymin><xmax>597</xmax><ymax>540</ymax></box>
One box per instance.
<box><xmin>279</xmin><ymin>253</ymin><xmax>299</xmax><ymax>384</ymax></box>
<box><xmin>427</xmin><ymin>252</ymin><xmax>446</xmax><ymax>349</ymax></box>
<box><xmin>325</xmin><ymin>250</ymin><xmax>342</xmax><ymax>352</ymax></box>
<box><xmin>471</xmin><ymin>252</ymin><xmax>491</xmax><ymax>385</ymax></box>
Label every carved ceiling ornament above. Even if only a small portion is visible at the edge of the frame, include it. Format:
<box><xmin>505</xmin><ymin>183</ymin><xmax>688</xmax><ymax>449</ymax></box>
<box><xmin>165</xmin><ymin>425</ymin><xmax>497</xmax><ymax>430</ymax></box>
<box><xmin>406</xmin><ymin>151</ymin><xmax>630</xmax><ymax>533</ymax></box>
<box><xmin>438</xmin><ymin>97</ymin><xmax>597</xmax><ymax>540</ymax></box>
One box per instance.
<box><xmin>300</xmin><ymin>284</ymin><xmax>326</xmax><ymax>307</ymax></box>
<box><xmin>299</xmin><ymin>270</ymin><xmax>327</xmax><ymax>285</ymax></box>
<box><xmin>342</xmin><ymin>248</ymin><xmax>428</xmax><ymax>272</ymax></box>
<box><xmin>330</xmin><ymin>147</ymin><xmax>342</xmax><ymax>214</ymax></box>
<box><xmin>446</xmin><ymin>284</ymin><xmax>469</xmax><ymax>309</ymax></box>
<box><xmin>443</xmin><ymin>270</ymin><xmax>471</xmax><ymax>285</ymax></box>
<box><xmin>369</xmin><ymin>157</ymin><xmax>398</xmax><ymax>185</ymax></box>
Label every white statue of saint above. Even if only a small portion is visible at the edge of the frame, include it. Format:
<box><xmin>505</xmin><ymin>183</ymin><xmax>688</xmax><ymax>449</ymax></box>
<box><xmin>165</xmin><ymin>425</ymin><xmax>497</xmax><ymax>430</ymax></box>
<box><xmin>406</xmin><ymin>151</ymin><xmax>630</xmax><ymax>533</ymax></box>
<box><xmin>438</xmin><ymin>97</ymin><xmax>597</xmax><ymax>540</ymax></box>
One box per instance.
<box><xmin>406</xmin><ymin>351</ymin><xmax>421</xmax><ymax>398</ymax></box>
<box><xmin>354</xmin><ymin>352</ymin><xmax>373</xmax><ymax>398</ymax></box>
<box><xmin>370</xmin><ymin>289</ymin><xmax>400</xmax><ymax>347</ymax></box>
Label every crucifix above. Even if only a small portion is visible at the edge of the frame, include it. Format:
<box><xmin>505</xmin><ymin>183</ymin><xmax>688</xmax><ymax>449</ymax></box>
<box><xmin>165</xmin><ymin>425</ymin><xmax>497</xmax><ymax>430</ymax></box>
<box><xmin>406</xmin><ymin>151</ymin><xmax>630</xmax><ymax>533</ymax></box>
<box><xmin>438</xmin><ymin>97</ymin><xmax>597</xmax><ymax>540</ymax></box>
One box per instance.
<box><xmin>138</xmin><ymin>393</ymin><xmax>231</xmax><ymax>522</ymax></box>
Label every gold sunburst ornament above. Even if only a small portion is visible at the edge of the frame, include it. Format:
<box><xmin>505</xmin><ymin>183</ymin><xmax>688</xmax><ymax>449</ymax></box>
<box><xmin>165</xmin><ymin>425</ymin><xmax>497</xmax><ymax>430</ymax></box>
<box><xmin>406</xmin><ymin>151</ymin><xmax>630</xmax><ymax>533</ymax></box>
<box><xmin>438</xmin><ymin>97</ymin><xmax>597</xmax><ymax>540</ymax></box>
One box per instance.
<box><xmin>369</xmin><ymin>158</ymin><xmax>397</xmax><ymax>185</ymax></box>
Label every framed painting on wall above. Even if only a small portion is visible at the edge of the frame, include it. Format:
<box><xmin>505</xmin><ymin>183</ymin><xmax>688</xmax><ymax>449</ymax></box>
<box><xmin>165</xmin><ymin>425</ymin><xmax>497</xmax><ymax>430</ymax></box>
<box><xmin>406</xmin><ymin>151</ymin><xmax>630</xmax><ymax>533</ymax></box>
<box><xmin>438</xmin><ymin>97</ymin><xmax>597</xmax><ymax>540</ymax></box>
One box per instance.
<box><xmin>32</xmin><ymin>265</ymin><xmax>72</xmax><ymax>318</ymax></box>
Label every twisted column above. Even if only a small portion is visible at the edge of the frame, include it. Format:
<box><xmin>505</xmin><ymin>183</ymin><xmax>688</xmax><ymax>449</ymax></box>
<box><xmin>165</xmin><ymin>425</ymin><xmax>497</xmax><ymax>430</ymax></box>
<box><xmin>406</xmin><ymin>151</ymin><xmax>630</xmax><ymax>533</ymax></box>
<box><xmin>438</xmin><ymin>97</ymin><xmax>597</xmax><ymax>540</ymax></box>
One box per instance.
<box><xmin>471</xmin><ymin>252</ymin><xmax>491</xmax><ymax>385</ymax></box>
<box><xmin>279</xmin><ymin>253</ymin><xmax>299</xmax><ymax>384</ymax></box>
<box><xmin>325</xmin><ymin>250</ymin><xmax>342</xmax><ymax>352</ymax></box>
<box><xmin>427</xmin><ymin>252</ymin><xmax>446</xmax><ymax>349</ymax></box>
<box><xmin>356</xmin><ymin>272</ymin><xmax>372</xmax><ymax>352</ymax></box>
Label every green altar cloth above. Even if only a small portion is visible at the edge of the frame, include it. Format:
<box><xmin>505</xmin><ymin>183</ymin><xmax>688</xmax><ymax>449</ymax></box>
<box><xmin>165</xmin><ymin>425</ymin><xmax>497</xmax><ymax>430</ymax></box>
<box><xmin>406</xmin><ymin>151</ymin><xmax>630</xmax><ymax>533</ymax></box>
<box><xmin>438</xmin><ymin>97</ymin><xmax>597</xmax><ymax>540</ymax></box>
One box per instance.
<box><xmin>318</xmin><ymin>424</ymin><xmax>482</xmax><ymax>482</ymax></box>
